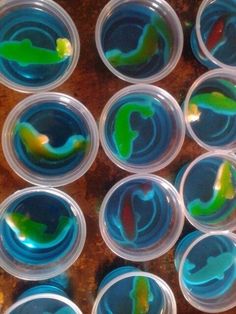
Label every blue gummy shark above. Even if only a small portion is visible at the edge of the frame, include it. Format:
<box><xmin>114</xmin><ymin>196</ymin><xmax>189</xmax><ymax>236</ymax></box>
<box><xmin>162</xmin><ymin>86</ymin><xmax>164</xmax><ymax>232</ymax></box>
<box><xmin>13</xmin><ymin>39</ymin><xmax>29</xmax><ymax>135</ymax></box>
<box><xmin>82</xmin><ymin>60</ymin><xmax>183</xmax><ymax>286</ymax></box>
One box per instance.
<box><xmin>184</xmin><ymin>252</ymin><xmax>235</xmax><ymax>285</ymax></box>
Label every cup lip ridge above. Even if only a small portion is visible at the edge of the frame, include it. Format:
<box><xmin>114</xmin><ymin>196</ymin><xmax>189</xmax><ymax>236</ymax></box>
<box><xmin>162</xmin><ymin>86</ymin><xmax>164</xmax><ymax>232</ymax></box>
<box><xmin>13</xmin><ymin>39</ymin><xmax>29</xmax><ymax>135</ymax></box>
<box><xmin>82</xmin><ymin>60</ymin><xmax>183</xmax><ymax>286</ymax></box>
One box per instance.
<box><xmin>1</xmin><ymin>92</ymin><xmax>99</xmax><ymax>187</ymax></box>
<box><xmin>91</xmin><ymin>270</ymin><xmax>177</xmax><ymax>314</ymax></box>
<box><xmin>0</xmin><ymin>0</ymin><xmax>80</xmax><ymax>93</ymax></box>
<box><xmin>99</xmin><ymin>173</ymin><xmax>185</xmax><ymax>262</ymax></box>
<box><xmin>179</xmin><ymin>150</ymin><xmax>236</xmax><ymax>232</ymax></box>
<box><xmin>195</xmin><ymin>0</ymin><xmax>236</xmax><ymax>70</ymax></box>
<box><xmin>0</xmin><ymin>186</ymin><xmax>87</xmax><ymax>281</ymax></box>
<box><xmin>5</xmin><ymin>293</ymin><xmax>82</xmax><ymax>314</ymax></box>
<box><xmin>95</xmin><ymin>0</ymin><xmax>184</xmax><ymax>83</ymax></box>
<box><xmin>178</xmin><ymin>231</ymin><xmax>236</xmax><ymax>313</ymax></box>
<box><xmin>183</xmin><ymin>68</ymin><xmax>236</xmax><ymax>152</ymax></box>
<box><xmin>99</xmin><ymin>83</ymin><xmax>186</xmax><ymax>173</ymax></box>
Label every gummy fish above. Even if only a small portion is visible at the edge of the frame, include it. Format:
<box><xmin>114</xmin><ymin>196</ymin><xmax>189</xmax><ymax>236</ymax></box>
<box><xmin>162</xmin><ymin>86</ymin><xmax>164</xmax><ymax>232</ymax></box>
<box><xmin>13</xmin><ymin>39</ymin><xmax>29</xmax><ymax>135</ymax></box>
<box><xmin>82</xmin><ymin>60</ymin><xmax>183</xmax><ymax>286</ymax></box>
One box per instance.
<box><xmin>105</xmin><ymin>13</ymin><xmax>172</xmax><ymax>68</ymax></box>
<box><xmin>130</xmin><ymin>276</ymin><xmax>154</xmax><ymax>314</ymax></box>
<box><xmin>188</xmin><ymin>161</ymin><xmax>236</xmax><ymax>217</ymax></box>
<box><xmin>105</xmin><ymin>23</ymin><xmax>158</xmax><ymax>67</ymax></box>
<box><xmin>113</xmin><ymin>102</ymin><xmax>155</xmax><ymax>159</ymax></box>
<box><xmin>206</xmin><ymin>16</ymin><xmax>226</xmax><ymax>53</ymax></box>
<box><xmin>116</xmin><ymin>182</ymin><xmax>155</xmax><ymax>242</ymax></box>
<box><xmin>0</xmin><ymin>38</ymin><xmax>72</xmax><ymax>66</ymax></box>
<box><xmin>15</xmin><ymin>122</ymin><xmax>87</xmax><ymax>161</ymax></box>
<box><xmin>184</xmin><ymin>252</ymin><xmax>235</xmax><ymax>285</ymax></box>
<box><xmin>6</xmin><ymin>212</ymin><xmax>73</xmax><ymax>249</ymax></box>
<box><xmin>189</xmin><ymin>92</ymin><xmax>236</xmax><ymax>118</ymax></box>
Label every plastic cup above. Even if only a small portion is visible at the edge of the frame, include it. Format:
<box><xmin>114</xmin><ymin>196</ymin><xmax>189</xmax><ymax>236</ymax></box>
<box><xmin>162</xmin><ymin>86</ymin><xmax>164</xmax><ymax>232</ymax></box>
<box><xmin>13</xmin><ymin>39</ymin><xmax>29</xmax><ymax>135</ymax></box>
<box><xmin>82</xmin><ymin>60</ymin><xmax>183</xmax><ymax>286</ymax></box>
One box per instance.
<box><xmin>92</xmin><ymin>266</ymin><xmax>177</xmax><ymax>314</ymax></box>
<box><xmin>99</xmin><ymin>174</ymin><xmax>184</xmax><ymax>261</ymax></box>
<box><xmin>5</xmin><ymin>284</ymin><xmax>82</xmax><ymax>313</ymax></box>
<box><xmin>0</xmin><ymin>187</ymin><xmax>86</xmax><ymax>280</ymax></box>
<box><xmin>184</xmin><ymin>69</ymin><xmax>236</xmax><ymax>151</ymax></box>
<box><xmin>2</xmin><ymin>92</ymin><xmax>99</xmax><ymax>187</ymax></box>
<box><xmin>95</xmin><ymin>0</ymin><xmax>183</xmax><ymax>83</ymax></box>
<box><xmin>0</xmin><ymin>0</ymin><xmax>80</xmax><ymax>93</ymax></box>
<box><xmin>179</xmin><ymin>151</ymin><xmax>236</xmax><ymax>232</ymax></box>
<box><xmin>175</xmin><ymin>231</ymin><xmax>236</xmax><ymax>313</ymax></box>
<box><xmin>191</xmin><ymin>0</ymin><xmax>236</xmax><ymax>70</ymax></box>
<box><xmin>99</xmin><ymin>84</ymin><xmax>185</xmax><ymax>173</ymax></box>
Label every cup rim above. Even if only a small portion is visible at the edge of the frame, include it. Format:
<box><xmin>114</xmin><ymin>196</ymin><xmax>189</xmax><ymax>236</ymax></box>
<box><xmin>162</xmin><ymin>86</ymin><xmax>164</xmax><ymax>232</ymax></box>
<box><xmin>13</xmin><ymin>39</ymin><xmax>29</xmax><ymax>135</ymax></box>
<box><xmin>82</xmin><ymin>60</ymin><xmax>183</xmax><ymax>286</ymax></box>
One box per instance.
<box><xmin>99</xmin><ymin>83</ymin><xmax>185</xmax><ymax>173</ymax></box>
<box><xmin>1</xmin><ymin>92</ymin><xmax>99</xmax><ymax>187</ymax></box>
<box><xmin>0</xmin><ymin>186</ymin><xmax>87</xmax><ymax>280</ymax></box>
<box><xmin>5</xmin><ymin>293</ymin><xmax>82</xmax><ymax>314</ymax></box>
<box><xmin>179</xmin><ymin>150</ymin><xmax>236</xmax><ymax>232</ymax></box>
<box><xmin>0</xmin><ymin>0</ymin><xmax>80</xmax><ymax>93</ymax></box>
<box><xmin>178</xmin><ymin>231</ymin><xmax>236</xmax><ymax>313</ymax></box>
<box><xmin>92</xmin><ymin>270</ymin><xmax>177</xmax><ymax>314</ymax></box>
<box><xmin>99</xmin><ymin>173</ymin><xmax>185</xmax><ymax>261</ymax></box>
<box><xmin>95</xmin><ymin>0</ymin><xmax>183</xmax><ymax>83</ymax></box>
<box><xmin>183</xmin><ymin>68</ymin><xmax>236</xmax><ymax>152</ymax></box>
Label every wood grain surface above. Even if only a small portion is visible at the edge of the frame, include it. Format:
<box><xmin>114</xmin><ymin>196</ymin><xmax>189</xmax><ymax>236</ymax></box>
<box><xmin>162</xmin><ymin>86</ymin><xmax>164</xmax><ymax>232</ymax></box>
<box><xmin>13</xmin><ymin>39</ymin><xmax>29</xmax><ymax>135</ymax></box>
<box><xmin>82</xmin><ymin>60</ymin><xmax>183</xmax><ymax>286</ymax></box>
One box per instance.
<box><xmin>0</xmin><ymin>0</ymin><xmax>234</xmax><ymax>313</ymax></box>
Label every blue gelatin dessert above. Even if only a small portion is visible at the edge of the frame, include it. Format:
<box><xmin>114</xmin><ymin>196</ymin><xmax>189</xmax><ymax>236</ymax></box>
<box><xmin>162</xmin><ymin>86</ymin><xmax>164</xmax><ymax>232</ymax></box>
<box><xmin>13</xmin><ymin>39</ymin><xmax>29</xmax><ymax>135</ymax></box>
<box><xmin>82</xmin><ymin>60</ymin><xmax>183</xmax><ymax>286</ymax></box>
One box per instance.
<box><xmin>101</xmin><ymin>3</ymin><xmax>172</xmax><ymax>79</ymax></box>
<box><xmin>0</xmin><ymin>188</ymin><xmax>86</xmax><ymax>280</ymax></box>
<box><xmin>178</xmin><ymin>233</ymin><xmax>236</xmax><ymax>299</ymax></box>
<box><xmin>186</xmin><ymin>74</ymin><xmax>236</xmax><ymax>149</ymax></box>
<box><xmin>0</xmin><ymin>0</ymin><xmax>79</xmax><ymax>91</ymax></box>
<box><xmin>2</xmin><ymin>93</ymin><xmax>98</xmax><ymax>186</ymax></box>
<box><xmin>104</xmin><ymin>178</ymin><xmax>171</xmax><ymax>248</ymax></box>
<box><xmin>7</xmin><ymin>284</ymin><xmax>81</xmax><ymax>314</ymax></box>
<box><xmin>191</xmin><ymin>0</ymin><xmax>236</xmax><ymax>68</ymax></box>
<box><xmin>96</xmin><ymin>0</ymin><xmax>183</xmax><ymax>82</ymax></box>
<box><xmin>1</xmin><ymin>190</ymin><xmax>78</xmax><ymax>265</ymax></box>
<box><xmin>181</xmin><ymin>155</ymin><xmax>236</xmax><ymax>231</ymax></box>
<box><xmin>101</xmin><ymin>86</ymin><xmax>184</xmax><ymax>172</ymax></box>
<box><xmin>97</xmin><ymin>275</ymin><xmax>164</xmax><ymax>314</ymax></box>
<box><xmin>14</xmin><ymin>102</ymin><xmax>88</xmax><ymax>175</ymax></box>
<box><xmin>93</xmin><ymin>268</ymin><xmax>176</xmax><ymax>313</ymax></box>
<box><xmin>100</xmin><ymin>175</ymin><xmax>184</xmax><ymax>261</ymax></box>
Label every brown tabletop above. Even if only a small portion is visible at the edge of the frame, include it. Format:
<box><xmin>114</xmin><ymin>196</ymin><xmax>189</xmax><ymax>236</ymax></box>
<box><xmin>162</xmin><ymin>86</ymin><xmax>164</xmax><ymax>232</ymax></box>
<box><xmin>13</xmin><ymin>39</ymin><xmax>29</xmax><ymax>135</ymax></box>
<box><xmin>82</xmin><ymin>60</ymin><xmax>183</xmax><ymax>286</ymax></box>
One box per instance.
<box><xmin>0</xmin><ymin>0</ymin><xmax>235</xmax><ymax>313</ymax></box>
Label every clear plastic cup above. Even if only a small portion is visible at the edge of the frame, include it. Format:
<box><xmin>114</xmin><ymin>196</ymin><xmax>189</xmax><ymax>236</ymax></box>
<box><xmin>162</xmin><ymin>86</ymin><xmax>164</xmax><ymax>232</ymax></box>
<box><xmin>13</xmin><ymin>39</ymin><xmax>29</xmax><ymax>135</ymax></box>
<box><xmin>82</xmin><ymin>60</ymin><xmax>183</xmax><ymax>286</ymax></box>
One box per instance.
<box><xmin>92</xmin><ymin>266</ymin><xmax>177</xmax><ymax>314</ymax></box>
<box><xmin>0</xmin><ymin>0</ymin><xmax>80</xmax><ymax>93</ymax></box>
<box><xmin>179</xmin><ymin>151</ymin><xmax>236</xmax><ymax>232</ymax></box>
<box><xmin>99</xmin><ymin>84</ymin><xmax>185</xmax><ymax>173</ymax></box>
<box><xmin>95</xmin><ymin>0</ymin><xmax>183</xmax><ymax>83</ymax></box>
<box><xmin>0</xmin><ymin>187</ymin><xmax>86</xmax><ymax>280</ymax></box>
<box><xmin>184</xmin><ymin>69</ymin><xmax>236</xmax><ymax>151</ymax></box>
<box><xmin>191</xmin><ymin>0</ymin><xmax>236</xmax><ymax>70</ymax></box>
<box><xmin>175</xmin><ymin>231</ymin><xmax>236</xmax><ymax>313</ymax></box>
<box><xmin>99</xmin><ymin>174</ymin><xmax>184</xmax><ymax>261</ymax></box>
<box><xmin>5</xmin><ymin>284</ymin><xmax>82</xmax><ymax>313</ymax></box>
<box><xmin>2</xmin><ymin>92</ymin><xmax>99</xmax><ymax>187</ymax></box>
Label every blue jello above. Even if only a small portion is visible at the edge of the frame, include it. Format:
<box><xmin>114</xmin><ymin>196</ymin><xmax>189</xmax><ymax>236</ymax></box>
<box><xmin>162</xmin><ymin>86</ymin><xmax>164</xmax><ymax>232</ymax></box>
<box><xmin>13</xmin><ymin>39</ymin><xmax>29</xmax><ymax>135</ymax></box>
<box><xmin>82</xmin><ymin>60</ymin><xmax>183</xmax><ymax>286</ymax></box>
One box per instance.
<box><xmin>0</xmin><ymin>3</ymin><xmax>72</xmax><ymax>88</ymax></box>
<box><xmin>103</xmin><ymin>178</ymin><xmax>172</xmax><ymax>249</ymax></box>
<box><xmin>100</xmin><ymin>2</ymin><xmax>173</xmax><ymax>79</ymax></box>
<box><xmin>103</xmin><ymin>93</ymin><xmax>174</xmax><ymax>167</ymax></box>
<box><xmin>179</xmin><ymin>234</ymin><xmax>236</xmax><ymax>299</ymax></box>
<box><xmin>191</xmin><ymin>0</ymin><xmax>236</xmax><ymax>68</ymax></box>
<box><xmin>13</xmin><ymin>101</ymin><xmax>89</xmax><ymax>177</ymax></box>
<box><xmin>0</xmin><ymin>190</ymin><xmax>79</xmax><ymax>266</ymax></box>
<box><xmin>182</xmin><ymin>156</ymin><xmax>236</xmax><ymax>228</ymax></box>
<box><xmin>186</xmin><ymin>76</ymin><xmax>236</xmax><ymax>148</ymax></box>
<box><xmin>8</xmin><ymin>284</ymin><xmax>78</xmax><ymax>314</ymax></box>
<box><xmin>97</xmin><ymin>274</ymin><xmax>164</xmax><ymax>314</ymax></box>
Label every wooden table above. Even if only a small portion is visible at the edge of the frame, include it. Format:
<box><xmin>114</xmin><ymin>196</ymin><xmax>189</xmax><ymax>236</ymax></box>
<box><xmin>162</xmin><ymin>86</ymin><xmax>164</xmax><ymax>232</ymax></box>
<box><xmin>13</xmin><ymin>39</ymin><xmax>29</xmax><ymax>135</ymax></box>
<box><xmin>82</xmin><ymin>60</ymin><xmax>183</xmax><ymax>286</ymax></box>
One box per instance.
<box><xmin>0</xmin><ymin>0</ymin><xmax>234</xmax><ymax>313</ymax></box>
